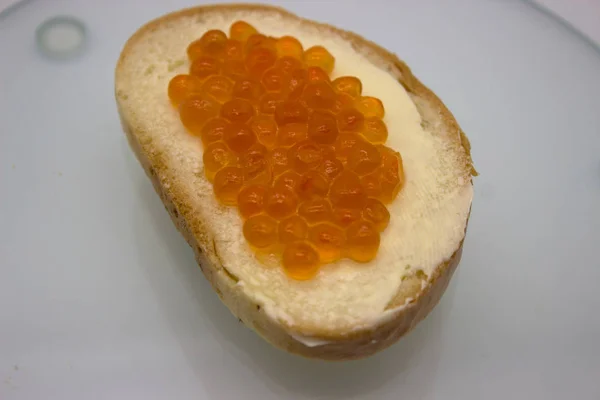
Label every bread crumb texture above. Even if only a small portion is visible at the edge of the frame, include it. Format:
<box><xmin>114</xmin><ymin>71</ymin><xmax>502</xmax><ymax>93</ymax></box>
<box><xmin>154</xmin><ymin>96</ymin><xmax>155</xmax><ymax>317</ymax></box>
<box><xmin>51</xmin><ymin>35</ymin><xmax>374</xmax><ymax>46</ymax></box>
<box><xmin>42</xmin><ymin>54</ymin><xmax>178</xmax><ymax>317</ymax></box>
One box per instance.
<box><xmin>116</xmin><ymin>5</ymin><xmax>473</xmax><ymax>337</ymax></box>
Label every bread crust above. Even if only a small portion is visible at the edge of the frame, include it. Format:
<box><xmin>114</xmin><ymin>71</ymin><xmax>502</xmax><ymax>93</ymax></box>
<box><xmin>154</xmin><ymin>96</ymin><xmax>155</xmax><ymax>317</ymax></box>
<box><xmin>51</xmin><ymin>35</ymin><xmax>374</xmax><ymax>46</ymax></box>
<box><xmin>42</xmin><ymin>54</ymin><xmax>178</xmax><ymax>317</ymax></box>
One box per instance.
<box><xmin>116</xmin><ymin>3</ymin><xmax>474</xmax><ymax>361</ymax></box>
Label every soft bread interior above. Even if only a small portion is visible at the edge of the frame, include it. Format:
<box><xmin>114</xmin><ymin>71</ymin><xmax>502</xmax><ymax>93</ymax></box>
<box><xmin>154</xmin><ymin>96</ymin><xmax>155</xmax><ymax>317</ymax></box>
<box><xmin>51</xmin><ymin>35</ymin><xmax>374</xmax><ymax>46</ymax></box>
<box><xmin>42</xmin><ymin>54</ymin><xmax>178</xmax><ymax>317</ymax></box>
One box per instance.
<box><xmin>116</xmin><ymin>7</ymin><xmax>473</xmax><ymax>336</ymax></box>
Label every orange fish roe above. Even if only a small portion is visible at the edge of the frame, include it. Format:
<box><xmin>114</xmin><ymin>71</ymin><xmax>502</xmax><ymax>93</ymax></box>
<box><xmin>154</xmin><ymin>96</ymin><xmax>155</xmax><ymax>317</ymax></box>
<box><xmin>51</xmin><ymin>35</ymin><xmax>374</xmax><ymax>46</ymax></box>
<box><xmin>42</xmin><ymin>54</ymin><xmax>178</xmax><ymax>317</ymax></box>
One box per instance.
<box><xmin>167</xmin><ymin>21</ymin><xmax>405</xmax><ymax>279</ymax></box>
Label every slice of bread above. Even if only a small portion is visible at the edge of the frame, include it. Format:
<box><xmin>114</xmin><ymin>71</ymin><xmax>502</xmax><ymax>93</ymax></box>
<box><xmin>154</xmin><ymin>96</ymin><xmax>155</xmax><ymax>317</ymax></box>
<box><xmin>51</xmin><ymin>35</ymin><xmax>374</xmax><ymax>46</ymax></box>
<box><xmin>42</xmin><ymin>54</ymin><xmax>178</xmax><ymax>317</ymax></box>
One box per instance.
<box><xmin>115</xmin><ymin>4</ymin><xmax>475</xmax><ymax>361</ymax></box>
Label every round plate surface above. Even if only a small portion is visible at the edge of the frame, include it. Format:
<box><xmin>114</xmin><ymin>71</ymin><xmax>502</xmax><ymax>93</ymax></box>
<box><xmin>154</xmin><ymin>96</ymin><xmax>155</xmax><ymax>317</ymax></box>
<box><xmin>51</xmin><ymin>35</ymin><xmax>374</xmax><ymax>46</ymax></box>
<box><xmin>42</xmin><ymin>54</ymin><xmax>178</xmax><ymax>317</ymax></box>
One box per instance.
<box><xmin>1</xmin><ymin>1</ymin><xmax>599</xmax><ymax>399</ymax></box>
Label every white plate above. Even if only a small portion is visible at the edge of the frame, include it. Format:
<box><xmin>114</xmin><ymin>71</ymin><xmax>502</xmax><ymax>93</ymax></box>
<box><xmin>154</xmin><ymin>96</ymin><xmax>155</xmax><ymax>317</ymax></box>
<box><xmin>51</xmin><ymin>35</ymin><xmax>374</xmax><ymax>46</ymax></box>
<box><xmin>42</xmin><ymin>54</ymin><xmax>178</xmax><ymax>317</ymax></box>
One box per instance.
<box><xmin>1</xmin><ymin>1</ymin><xmax>599</xmax><ymax>399</ymax></box>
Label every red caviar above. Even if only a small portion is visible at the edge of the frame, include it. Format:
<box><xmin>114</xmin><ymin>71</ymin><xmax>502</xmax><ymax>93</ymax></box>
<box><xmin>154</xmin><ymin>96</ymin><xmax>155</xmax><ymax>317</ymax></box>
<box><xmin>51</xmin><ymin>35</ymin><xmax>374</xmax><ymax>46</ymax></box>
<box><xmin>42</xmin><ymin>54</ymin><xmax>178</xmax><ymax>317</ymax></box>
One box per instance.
<box><xmin>168</xmin><ymin>20</ymin><xmax>405</xmax><ymax>280</ymax></box>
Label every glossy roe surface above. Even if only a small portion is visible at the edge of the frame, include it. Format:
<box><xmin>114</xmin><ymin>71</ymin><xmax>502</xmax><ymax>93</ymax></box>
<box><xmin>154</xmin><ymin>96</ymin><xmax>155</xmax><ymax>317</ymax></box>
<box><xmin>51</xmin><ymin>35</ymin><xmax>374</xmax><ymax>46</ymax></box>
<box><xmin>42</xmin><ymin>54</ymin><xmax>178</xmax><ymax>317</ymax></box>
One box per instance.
<box><xmin>168</xmin><ymin>21</ymin><xmax>404</xmax><ymax>279</ymax></box>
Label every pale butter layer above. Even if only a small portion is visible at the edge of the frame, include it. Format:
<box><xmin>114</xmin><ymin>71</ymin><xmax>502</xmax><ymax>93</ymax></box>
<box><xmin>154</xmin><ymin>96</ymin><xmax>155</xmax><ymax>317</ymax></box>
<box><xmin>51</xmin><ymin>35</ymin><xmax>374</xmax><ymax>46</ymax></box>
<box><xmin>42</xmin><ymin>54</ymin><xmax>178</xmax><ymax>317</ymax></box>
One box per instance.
<box><xmin>118</xmin><ymin>9</ymin><xmax>473</xmax><ymax>336</ymax></box>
